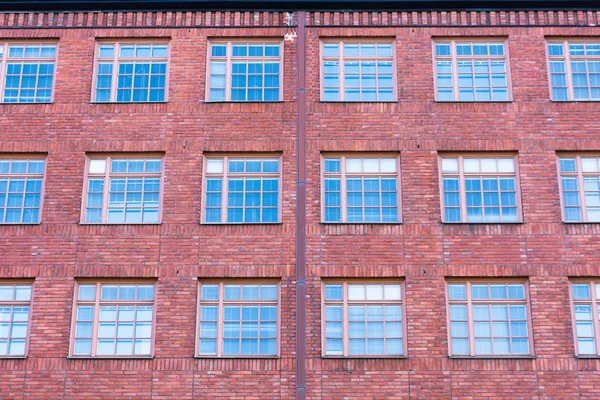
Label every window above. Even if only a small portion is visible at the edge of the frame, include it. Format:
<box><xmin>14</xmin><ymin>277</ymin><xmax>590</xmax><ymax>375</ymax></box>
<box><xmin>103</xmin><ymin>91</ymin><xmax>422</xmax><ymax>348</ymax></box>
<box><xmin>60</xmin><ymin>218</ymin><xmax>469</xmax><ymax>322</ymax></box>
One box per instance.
<box><xmin>434</xmin><ymin>40</ymin><xmax>510</xmax><ymax>102</ymax></box>
<box><xmin>0</xmin><ymin>283</ymin><xmax>32</xmax><ymax>357</ymax></box>
<box><xmin>322</xmin><ymin>155</ymin><xmax>400</xmax><ymax>223</ymax></box>
<box><xmin>197</xmin><ymin>281</ymin><xmax>279</xmax><ymax>357</ymax></box>
<box><xmin>207</xmin><ymin>41</ymin><xmax>282</xmax><ymax>102</ymax></box>
<box><xmin>321</xmin><ymin>40</ymin><xmax>395</xmax><ymax>102</ymax></box>
<box><xmin>0</xmin><ymin>43</ymin><xmax>56</xmax><ymax>103</ymax></box>
<box><xmin>92</xmin><ymin>41</ymin><xmax>168</xmax><ymax>102</ymax></box>
<box><xmin>323</xmin><ymin>281</ymin><xmax>404</xmax><ymax>357</ymax></box>
<box><xmin>571</xmin><ymin>280</ymin><xmax>600</xmax><ymax>356</ymax></box>
<box><xmin>0</xmin><ymin>157</ymin><xmax>45</xmax><ymax>224</ymax></box>
<box><xmin>547</xmin><ymin>40</ymin><xmax>600</xmax><ymax>101</ymax></box>
<box><xmin>440</xmin><ymin>155</ymin><xmax>520</xmax><ymax>223</ymax></box>
<box><xmin>71</xmin><ymin>282</ymin><xmax>155</xmax><ymax>357</ymax></box>
<box><xmin>558</xmin><ymin>155</ymin><xmax>600</xmax><ymax>222</ymax></box>
<box><xmin>203</xmin><ymin>155</ymin><xmax>281</xmax><ymax>224</ymax></box>
<box><xmin>447</xmin><ymin>281</ymin><xmax>531</xmax><ymax>357</ymax></box>
<box><xmin>82</xmin><ymin>155</ymin><xmax>162</xmax><ymax>224</ymax></box>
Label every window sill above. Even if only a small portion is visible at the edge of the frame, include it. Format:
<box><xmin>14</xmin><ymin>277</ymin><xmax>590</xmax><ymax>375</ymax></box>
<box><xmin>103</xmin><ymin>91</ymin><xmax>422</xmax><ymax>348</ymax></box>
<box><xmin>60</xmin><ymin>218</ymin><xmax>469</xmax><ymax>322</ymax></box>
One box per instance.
<box><xmin>322</xmin><ymin>355</ymin><xmax>407</xmax><ymax>359</ymax></box>
<box><xmin>435</xmin><ymin>100</ymin><xmax>513</xmax><ymax>103</ymax></box>
<box><xmin>563</xmin><ymin>221</ymin><xmax>600</xmax><ymax>224</ymax></box>
<box><xmin>201</xmin><ymin>222</ymin><xmax>282</xmax><ymax>225</ymax></box>
<box><xmin>78</xmin><ymin>222</ymin><xmax>162</xmax><ymax>225</ymax></box>
<box><xmin>319</xmin><ymin>100</ymin><xmax>398</xmax><ymax>104</ymax></box>
<box><xmin>575</xmin><ymin>355</ymin><xmax>600</xmax><ymax>359</ymax></box>
<box><xmin>442</xmin><ymin>221</ymin><xmax>524</xmax><ymax>225</ymax></box>
<box><xmin>67</xmin><ymin>355</ymin><xmax>154</xmax><ymax>360</ymax></box>
<box><xmin>204</xmin><ymin>100</ymin><xmax>284</xmax><ymax>104</ymax></box>
<box><xmin>0</xmin><ymin>222</ymin><xmax>41</xmax><ymax>226</ymax></box>
<box><xmin>0</xmin><ymin>102</ymin><xmax>53</xmax><ymax>105</ymax></box>
<box><xmin>194</xmin><ymin>355</ymin><xmax>279</xmax><ymax>359</ymax></box>
<box><xmin>321</xmin><ymin>222</ymin><xmax>402</xmax><ymax>225</ymax></box>
<box><xmin>90</xmin><ymin>101</ymin><xmax>167</xmax><ymax>105</ymax></box>
<box><xmin>0</xmin><ymin>355</ymin><xmax>27</xmax><ymax>359</ymax></box>
<box><xmin>551</xmin><ymin>100</ymin><xmax>600</xmax><ymax>103</ymax></box>
<box><xmin>449</xmin><ymin>355</ymin><xmax>535</xmax><ymax>359</ymax></box>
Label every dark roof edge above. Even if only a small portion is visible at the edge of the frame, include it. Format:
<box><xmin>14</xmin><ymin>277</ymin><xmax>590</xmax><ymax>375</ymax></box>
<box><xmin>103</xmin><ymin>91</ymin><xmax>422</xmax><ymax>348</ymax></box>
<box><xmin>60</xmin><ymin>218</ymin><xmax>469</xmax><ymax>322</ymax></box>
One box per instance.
<box><xmin>2</xmin><ymin>0</ymin><xmax>600</xmax><ymax>12</ymax></box>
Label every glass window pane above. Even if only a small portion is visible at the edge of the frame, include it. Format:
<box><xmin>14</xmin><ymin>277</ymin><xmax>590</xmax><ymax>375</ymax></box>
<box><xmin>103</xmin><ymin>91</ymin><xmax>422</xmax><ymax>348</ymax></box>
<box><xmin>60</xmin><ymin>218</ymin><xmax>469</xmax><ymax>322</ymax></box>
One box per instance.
<box><xmin>582</xmin><ymin>158</ymin><xmax>599</xmax><ymax>173</ymax></box>
<box><xmin>463</xmin><ymin>159</ymin><xmax>480</xmax><ymax>173</ymax></box>
<box><xmin>348</xmin><ymin>285</ymin><xmax>364</xmax><ymax>300</ymax></box>
<box><xmin>448</xmin><ymin>284</ymin><xmax>466</xmax><ymax>300</ymax></box>
<box><xmin>573</xmin><ymin>284</ymin><xmax>591</xmax><ymax>300</ymax></box>
<box><xmin>472</xmin><ymin>285</ymin><xmax>488</xmax><ymax>299</ymax></box>
<box><xmin>346</xmin><ymin>159</ymin><xmax>362</xmax><ymax>173</ymax></box>
<box><xmin>442</xmin><ymin>158</ymin><xmax>459</xmax><ymax>173</ymax></box>
<box><xmin>78</xmin><ymin>285</ymin><xmax>96</xmax><ymax>301</ymax></box>
<box><xmin>383</xmin><ymin>285</ymin><xmax>401</xmax><ymax>300</ymax></box>
<box><xmin>452</xmin><ymin>338</ymin><xmax>469</xmax><ymax>355</ymax></box>
<box><xmin>365</xmin><ymin>285</ymin><xmax>383</xmax><ymax>300</ymax></box>
<box><xmin>325</xmin><ymin>285</ymin><xmax>342</xmax><ymax>301</ymax></box>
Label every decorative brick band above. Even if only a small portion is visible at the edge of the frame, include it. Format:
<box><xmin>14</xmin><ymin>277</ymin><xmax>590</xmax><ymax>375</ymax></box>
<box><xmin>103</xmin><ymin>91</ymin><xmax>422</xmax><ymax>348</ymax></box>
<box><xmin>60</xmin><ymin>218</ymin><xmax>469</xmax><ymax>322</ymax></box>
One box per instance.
<box><xmin>0</xmin><ymin>10</ymin><xmax>598</xmax><ymax>29</ymax></box>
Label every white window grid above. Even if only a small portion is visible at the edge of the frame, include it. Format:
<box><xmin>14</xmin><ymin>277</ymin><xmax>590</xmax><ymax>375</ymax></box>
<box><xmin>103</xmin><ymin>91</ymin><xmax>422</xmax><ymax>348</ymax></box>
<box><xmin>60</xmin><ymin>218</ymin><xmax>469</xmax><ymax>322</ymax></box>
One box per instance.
<box><xmin>197</xmin><ymin>282</ymin><xmax>279</xmax><ymax>357</ymax></box>
<box><xmin>0</xmin><ymin>283</ymin><xmax>32</xmax><ymax>357</ymax></box>
<box><xmin>558</xmin><ymin>155</ymin><xmax>600</xmax><ymax>223</ymax></box>
<box><xmin>82</xmin><ymin>156</ymin><xmax>163</xmax><ymax>224</ymax></box>
<box><xmin>0</xmin><ymin>158</ymin><xmax>45</xmax><ymax>224</ymax></box>
<box><xmin>440</xmin><ymin>156</ymin><xmax>521</xmax><ymax>223</ymax></box>
<box><xmin>321</xmin><ymin>40</ymin><xmax>396</xmax><ymax>102</ymax></box>
<box><xmin>0</xmin><ymin>43</ymin><xmax>57</xmax><ymax>103</ymax></box>
<box><xmin>323</xmin><ymin>282</ymin><xmax>404</xmax><ymax>357</ymax></box>
<box><xmin>571</xmin><ymin>280</ymin><xmax>600</xmax><ymax>356</ymax></box>
<box><xmin>434</xmin><ymin>40</ymin><xmax>510</xmax><ymax>102</ymax></box>
<box><xmin>93</xmin><ymin>42</ymin><xmax>169</xmax><ymax>103</ymax></box>
<box><xmin>207</xmin><ymin>41</ymin><xmax>283</xmax><ymax>102</ymax></box>
<box><xmin>321</xmin><ymin>155</ymin><xmax>400</xmax><ymax>223</ymax></box>
<box><xmin>447</xmin><ymin>281</ymin><xmax>532</xmax><ymax>357</ymax></box>
<box><xmin>203</xmin><ymin>156</ymin><xmax>281</xmax><ymax>224</ymax></box>
<box><xmin>71</xmin><ymin>282</ymin><xmax>155</xmax><ymax>357</ymax></box>
<box><xmin>547</xmin><ymin>41</ymin><xmax>600</xmax><ymax>101</ymax></box>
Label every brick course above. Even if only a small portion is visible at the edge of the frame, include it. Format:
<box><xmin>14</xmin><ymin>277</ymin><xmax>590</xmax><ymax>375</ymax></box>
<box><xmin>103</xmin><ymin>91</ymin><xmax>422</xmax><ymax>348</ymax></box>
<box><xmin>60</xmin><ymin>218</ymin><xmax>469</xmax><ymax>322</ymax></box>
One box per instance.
<box><xmin>0</xmin><ymin>8</ymin><xmax>599</xmax><ymax>399</ymax></box>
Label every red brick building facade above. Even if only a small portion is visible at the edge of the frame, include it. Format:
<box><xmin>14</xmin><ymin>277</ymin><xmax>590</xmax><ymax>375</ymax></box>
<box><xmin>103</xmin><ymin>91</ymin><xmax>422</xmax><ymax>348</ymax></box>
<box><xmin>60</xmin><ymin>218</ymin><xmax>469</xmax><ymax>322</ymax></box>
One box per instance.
<box><xmin>1</xmin><ymin>0</ymin><xmax>600</xmax><ymax>398</ymax></box>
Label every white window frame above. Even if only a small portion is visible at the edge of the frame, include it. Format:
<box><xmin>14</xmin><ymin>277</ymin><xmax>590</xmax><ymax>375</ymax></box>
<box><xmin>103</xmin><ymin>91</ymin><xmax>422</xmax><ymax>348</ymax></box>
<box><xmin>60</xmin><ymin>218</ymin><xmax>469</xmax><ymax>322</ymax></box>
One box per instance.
<box><xmin>205</xmin><ymin>40</ymin><xmax>284</xmax><ymax>102</ymax></box>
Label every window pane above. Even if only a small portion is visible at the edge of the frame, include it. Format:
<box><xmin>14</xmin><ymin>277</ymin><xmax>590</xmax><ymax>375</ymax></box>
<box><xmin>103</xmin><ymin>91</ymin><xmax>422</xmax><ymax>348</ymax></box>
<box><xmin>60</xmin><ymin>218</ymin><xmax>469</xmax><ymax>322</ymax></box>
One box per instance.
<box><xmin>448</xmin><ymin>284</ymin><xmax>466</xmax><ymax>300</ymax></box>
<box><xmin>452</xmin><ymin>338</ymin><xmax>469</xmax><ymax>354</ymax></box>
<box><xmin>573</xmin><ymin>284</ymin><xmax>591</xmax><ymax>300</ymax></box>
<box><xmin>348</xmin><ymin>285</ymin><xmax>364</xmax><ymax>300</ymax></box>
<box><xmin>325</xmin><ymin>285</ymin><xmax>342</xmax><ymax>301</ymax></box>
<box><xmin>441</xmin><ymin>158</ymin><xmax>459</xmax><ymax>173</ymax></box>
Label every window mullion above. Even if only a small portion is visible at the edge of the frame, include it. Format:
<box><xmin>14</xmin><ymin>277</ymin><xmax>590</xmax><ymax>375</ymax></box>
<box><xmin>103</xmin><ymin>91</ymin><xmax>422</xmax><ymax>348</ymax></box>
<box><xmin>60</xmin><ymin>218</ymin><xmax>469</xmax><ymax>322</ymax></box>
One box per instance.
<box><xmin>564</xmin><ymin>42</ymin><xmax>575</xmax><ymax>101</ymax></box>
<box><xmin>16</xmin><ymin>61</ymin><xmax>23</xmax><ymax>101</ymax></box>
<box><xmin>466</xmin><ymin>283</ymin><xmax>476</xmax><ymax>356</ymax></box>
<box><xmin>92</xmin><ymin>283</ymin><xmax>101</xmax><ymax>357</ymax></box>
<box><xmin>590</xmin><ymin>281</ymin><xmax>600</xmax><ymax>356</ymax></box>
<box><xmin>378</xmin><ymin>176</ymin><xmax>383</xmax><ymax>222</ymax></box>
<box><xmin>452</xmin><ymin>42</ymin><xmax>459</xmax><ymax>101</ymax></box>
<box><xmin>506</xmin><ymin>299</ymin><xmax>513</xmax><ymax>354</ymax></box>
<box><xmin>102</xmin><ymin>158</ymin><xmax>111</xmax><ymax>223</ymax></box>
<box><xmin>217</xmin><ymin>284</ymin><xmax>224</xmax><ymax>357</ymax></box>
<box><xmin>341</xmin><ymin>157</ymin><xmax>348</xmax><ymax>223</ymax></box>
<box><xmin>0</xmin><ymin>43</ymin><xmax>7</xmax><ymax>99</ymax></box>
<box><xmin>222</xmin><ymin>158</ymin><xmax>229</xmax><ymax>223</ymax></box>
<box><xmin>225</xmin><ymin>43</ymin><xmax>232</xmax><ymax>102</ymax></box>
<box><xmin>111</xmin><ymin>51</ymin><xmax>118</xmax><ymax>102</ymax></box>
<box><xmin>576</xmin><ymin>157</ymin><xmax>588</xmax><ymax>222</ymax></box>
<box><xmin>458</xmin><ymin>157</ymin><xmax>467</xmax><ymax>223</ymax></box>
<box><xmin>339</xmin><ymin>41</ymin><xmax>345</xmax><ymax>101</ymax></box>
<box><xmin>343</xmin><ymin>283</ymin><xmax>349</xmax><ymax>357</ymax></box>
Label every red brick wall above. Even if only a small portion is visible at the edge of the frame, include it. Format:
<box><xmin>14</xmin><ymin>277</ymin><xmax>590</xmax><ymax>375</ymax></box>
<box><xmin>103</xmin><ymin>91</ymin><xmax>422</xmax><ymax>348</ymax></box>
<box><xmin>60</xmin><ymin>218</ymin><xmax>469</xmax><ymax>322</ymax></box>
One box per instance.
<box><xmin>0</xmin><ymin>8</ymin><xmax>599</xmax><ymax>399</ymax></box>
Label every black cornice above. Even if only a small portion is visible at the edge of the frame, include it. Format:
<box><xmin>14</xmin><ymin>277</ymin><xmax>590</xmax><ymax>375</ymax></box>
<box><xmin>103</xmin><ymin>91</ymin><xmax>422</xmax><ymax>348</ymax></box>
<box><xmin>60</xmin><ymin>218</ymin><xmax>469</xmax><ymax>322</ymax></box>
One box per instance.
<box><xmin>1</xmin><ymin>0</ymin><xmax>599</xmax><ymax>12</ymax></box>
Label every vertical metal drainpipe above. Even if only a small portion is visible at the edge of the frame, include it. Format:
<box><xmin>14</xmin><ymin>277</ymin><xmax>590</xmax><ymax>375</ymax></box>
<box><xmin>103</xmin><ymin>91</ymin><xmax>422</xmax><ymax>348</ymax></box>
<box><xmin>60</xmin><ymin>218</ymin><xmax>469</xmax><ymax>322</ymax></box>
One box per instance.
<box><xmin>295</xmin><ymin>9</ymin><xmax>307</xmax><ymax>400</ymax></box>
